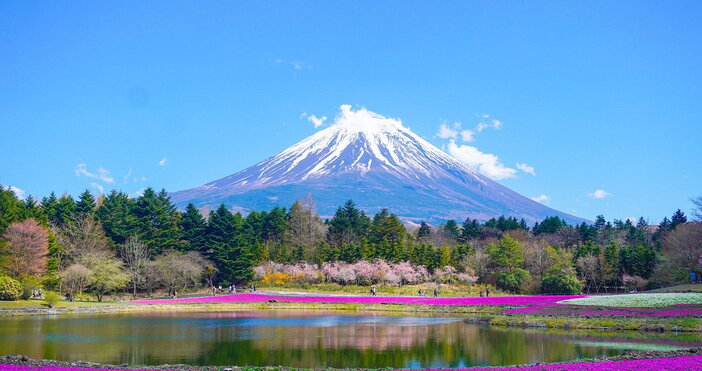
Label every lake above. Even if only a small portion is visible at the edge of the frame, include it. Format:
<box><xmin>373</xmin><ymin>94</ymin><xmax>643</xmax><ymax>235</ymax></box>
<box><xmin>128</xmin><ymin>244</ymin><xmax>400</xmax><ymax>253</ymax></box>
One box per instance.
<box><xmin>0</xmin><ymin>311</ymin><xmax>700</xmax><ymax>368</ymax></box>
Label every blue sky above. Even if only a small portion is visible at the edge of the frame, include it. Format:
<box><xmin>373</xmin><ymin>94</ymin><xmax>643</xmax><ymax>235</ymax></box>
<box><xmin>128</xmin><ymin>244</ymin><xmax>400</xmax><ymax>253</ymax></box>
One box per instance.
<box><xmin>1</xmin><ymin>1</ymin><xmax>700</xmax><ymax>223</ymax></box>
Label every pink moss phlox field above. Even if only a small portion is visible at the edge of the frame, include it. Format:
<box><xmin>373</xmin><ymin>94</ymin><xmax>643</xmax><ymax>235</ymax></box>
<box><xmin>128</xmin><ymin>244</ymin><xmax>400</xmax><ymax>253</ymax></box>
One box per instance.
<box><xmin>504</xmin><ymin>302</ymin><xmax>702</xmax><ymax>316</ymax></box>
<box><xmin>133</xmin><ymin>293</ymin><xmax>584</xmax><ymax>306</ymax></box>
<box><xmin>1</xmin><ymin>355</ymin><xmax>701</xmax><ymax>370</ymax></box>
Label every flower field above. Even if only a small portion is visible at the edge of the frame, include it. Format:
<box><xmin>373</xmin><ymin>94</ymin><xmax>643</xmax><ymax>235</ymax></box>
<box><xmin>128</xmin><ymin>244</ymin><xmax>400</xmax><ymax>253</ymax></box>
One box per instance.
<box><xmin>133</xmin><ymin>293</ymin><xmax>583</xmax><ymax>306</ymax></box>
<box><xmin>562</xmin><ymin>293</ymin><xmax>702</xmax><ymax>308</ymax></box>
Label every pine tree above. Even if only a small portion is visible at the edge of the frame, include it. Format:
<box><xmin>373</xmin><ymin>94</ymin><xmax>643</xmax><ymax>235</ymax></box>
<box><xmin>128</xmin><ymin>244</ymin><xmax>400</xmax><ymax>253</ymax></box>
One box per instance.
<box><xmin>207</xmin><ymin>204</ymin><xmax>253</xmax><ymax>284</ymax></box>
<box><xmin>132</xmin><ymin>188</ymin><xmax>183</xmax><ymax>254</ymax></box>
<box><xmin>95</xmin><ymin>190</ymin><xmax>137</xmax><ymax>245</ymax></box>
<box><xmin>0</xmin><ymin>186</ymin><xmax>25</xmax><ymax>234</ymax></box>
<box><xmin>53</xmin><ymin>194</ymin><xmax>78</xmax><ymax>228</ymax></box>
<box><xmin>328</xmin><ymin>200</ymin><xmax>371</xmax><ymax>246</ymax></box>
<box><xmin>180</xmin><ymin>203</ymin><xmax>208</xmax><ymax>253</ymax></box>
<box><xmin>670</xmin><ymin>209</ymin><xmax>687</xmax><ymax>230</ymax></box>
<box><xmin>460</xmin><ymin>218</ymin><xmax>480</xmax><ymax>242</ymax></box>
<box><xmin>75</xmin><ymin>189</ymin><xmax>96</xmax><ymax>217</ymax></box>
<box><xmin>417</xmin><ymin>221</ymin><xmax>432</xmax><ymax>239</ymax></box>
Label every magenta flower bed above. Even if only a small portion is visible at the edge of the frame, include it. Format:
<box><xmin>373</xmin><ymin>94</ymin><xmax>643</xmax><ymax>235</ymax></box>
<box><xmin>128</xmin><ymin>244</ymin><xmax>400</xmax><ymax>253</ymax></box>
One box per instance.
<box><xmin>1</xmin><ymin>355</ymin><xmax>701</xmax><ymax>370</ymax></box>
<box><xmin>133</xmin><ymin>293</ymin><xmax>584</xmax><ymax>306</ymax></box>
<box><xmin>504</xmin><ymin>303</ymin><xmax>702</xmax><ymax>317</ymax></box>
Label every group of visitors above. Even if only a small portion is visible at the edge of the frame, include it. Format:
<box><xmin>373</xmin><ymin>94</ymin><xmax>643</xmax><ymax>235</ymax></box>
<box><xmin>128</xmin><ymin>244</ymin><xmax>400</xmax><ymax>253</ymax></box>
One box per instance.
<box><xmin>31</xmin><ymin>289</ymin><xmax>43</xmax><ymax>299</ymax></box>
<box><xmin>479</xmin><ymin>288</ymin><xmax>491</xmax><ymax>297</ymax></box>
<box><xmin>691</xmin><ymin>271</ymin><xmax>702</xmax><ymax>283</ymax></box>
<box><xmin>211</xmin><ymin>284</ymin><xmax>257</xmax><ymax>296</ymax></box>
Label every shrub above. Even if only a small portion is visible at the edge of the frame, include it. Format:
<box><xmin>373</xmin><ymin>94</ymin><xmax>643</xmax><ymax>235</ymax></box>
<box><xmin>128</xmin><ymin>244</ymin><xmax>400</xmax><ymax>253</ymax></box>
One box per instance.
<box><xmin>497</xmin><ymin>268</ymin><xmax>531</xmax><ymax>293</ymax></box>
<box><xmin>262</xmin><ymin>272</ymin><xmax>292</xmax><ymax>285</ymax></box>
<box><xmin>44</xmin><ymin>291</ymin><xmax>59</xmax><ymax>308</ymax></box>
<box><xmin>0</xmin><ymin>275</ymin><xmax>22</xmax><ymax>301</ymax></box>
<box><xmin>20</xmin><ymin>276</ymin><xmax>41</xmax><ymax>300</ymax></box>
<box><xmin>542</xmin><ymin>274</ymin><xmax>583</xmax><ymax>294</ymax></box>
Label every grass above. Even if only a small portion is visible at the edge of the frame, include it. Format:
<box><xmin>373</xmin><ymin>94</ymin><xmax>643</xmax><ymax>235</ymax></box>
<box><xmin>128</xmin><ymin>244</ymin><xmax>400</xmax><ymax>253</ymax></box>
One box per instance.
<box><xmin>485</xmin><ymin>313</ymin><xmax>702</xmax><ymax>332</ymax></box>
<box><xmin>648</xmin><ymin>284</ymin><xmax>702</xmax><ymax>293</ymax></box>
<box><xmin>561</xmin><ymin>293</ymin><xmax>702</xmax><ymax>307</ymax></box>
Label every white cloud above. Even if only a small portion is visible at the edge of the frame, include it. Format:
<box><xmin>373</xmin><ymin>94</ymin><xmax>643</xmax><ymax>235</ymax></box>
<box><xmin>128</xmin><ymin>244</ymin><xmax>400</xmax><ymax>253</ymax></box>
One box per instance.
<box><xmin>291</xmin><ymin>61</ymin><xmax>311</xmax><ymax>70</ymax></box>
<box><xmin>446</xmin><ymin>140</ymin><xmax>517</xmax><ymax>180</ymax></box>
<box><xmin>436</xmin><ymin>123</ymin><xmax>459</xmax><ymax>139</ymax></box>
<box><xmin>460</xmin><ymin>130</ymin><xmax>475</xmax><ymax>142</ymax></box>
<box><xmin>158</xmin><ymin>158</ymin><xmax>167</xmax><ymax>167</ymax></box>
<box><xmin>516</xmin><ymin>163</ymin><xmax>536</xmax><ymax>176</ymax></box>
<box><xmin>75</xmin><ymin>163</ymin><xmax>114</xmax><ymax>183</ymax></box>
<box><xmin>123</xmin><ymin>169</ymin><xmax>133</xmax><ymax>183</ymax></box>
<box><xmin>7</xmin><ymin>185</ymin><xmax>25</xmax><ymax>199</ymax></box>
<box><xmin>135</xmin><ymin>188</ymin><xmax>146</xmax><ymax>197</ymax></box>
<box><xmin>588</xmin><ymin>189</ymin><xmax>613</xmax><ymax>199</ymax></box>
<box><xmin>307</xmin><ymin>114</ymin><xmax>327</xmax><ymax>128</ymax></box>
<box><xmin>90</xmin><ymin>182</ymin><xmax>104</xmax><ymax>194</ymax></box>
<box><xmin>530</xmin><ymin>194</ymin><xmax>549</xmax><ymax>203</ymax></box>
<box><xmin>476</xmin><ymin>119</ymin><xmax>503</xmax><ymax>132</ymax></box>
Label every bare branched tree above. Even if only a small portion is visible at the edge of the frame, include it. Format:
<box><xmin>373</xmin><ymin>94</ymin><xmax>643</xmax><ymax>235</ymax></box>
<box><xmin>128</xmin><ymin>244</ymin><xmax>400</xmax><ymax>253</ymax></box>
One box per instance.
<box><xmin>120</xmin><ymin>235</ymin><xmax>150</xmax><ymax>298</ymax></box>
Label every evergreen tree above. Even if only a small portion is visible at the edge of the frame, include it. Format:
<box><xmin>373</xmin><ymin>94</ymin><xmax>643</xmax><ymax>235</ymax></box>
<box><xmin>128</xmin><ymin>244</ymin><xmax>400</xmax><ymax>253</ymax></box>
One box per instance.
<box><xmin>75</xmin><ymin>189</ymin><xmax>96</xmax><ymax>217</ymax></box>
<box><xmin>443</xmin><ymin>219</ymin><xmax>460</xmax><ymax>239</ymax></box>
<box><xmin>53</xmin><ymin>194</ymin><xmax>78</xmax><ymax>228</ymax></box>
<box><xmin>460</xmin><ymin>218</ymin><xmax>480</xmax><ymax>242</ymax></box>
<box><xmin>0</xmin><ymin>185</ymin><xmax>25</xmax><ymax>234</ymax></box>
<box><xmin>179</xmin><ymin>203</ymin><xmax>208</xmax><ymax>253</ymax></box>
<box><xmin>132</xmin><ymin>188</ymin><xmax>183</xmax><ymax>254</ymax></box>
<box><xmin>327</xmin><ymin>200</ymin><xmax>371</xmax><ymax>246</ymax></box>
<box><xmin>670</xmin><ymin>209</ymin><xmax>687</xmax><ymax>230</ymax></box>
<box><xmin>417</xmin><ymin>221</ymin><xmax>432</xmax><ymax>239</ymax></box>
<box><xmin>95</xmin><ymin>190</ymin><xmax>138</xmax><ymax>244</ymax></box>
<box><xmin>207</xmin><ymin>204</ymin><xmax>253</xmax><ymax>284</ymax></box>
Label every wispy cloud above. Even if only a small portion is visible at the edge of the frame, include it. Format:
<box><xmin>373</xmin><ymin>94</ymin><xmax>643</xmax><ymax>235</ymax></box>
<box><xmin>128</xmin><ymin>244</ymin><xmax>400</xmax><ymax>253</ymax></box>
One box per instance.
<box><xmin>123</xmin><ymin>169</ymin><xmax>133</xmax><ymax>183</ymax></box>
<box><xmin>460</xmin><ymin>130</ymin><xmax>475</xmax><ymax>142</ymax></box>
<box><xmin>90</xmin><ymin>182</ymin><xmax>104</xmax><ymax>194</ymax></box>
<box><xmin>530</xmin><ymin>194</ymin><xmax>549</xmax><ymax>203</ymax></box>
<box><xmin>307</xmin><ymin>114</ymin><xmax>327</xmax><ymax>128</ymax></box>
<box><xmin>436</xmin><ymin>123</ymin><xmax>459</xmax><ymax>139</ymax></box>
<box><xmin>516</xmin><ymin>163</ymin><xmax>536</xmax><ymax>176</ymax></box>
<box><xmin>158</xmin><ymin>158</ymin><xmax>167</xmax><ymax>167</ymax></box>
<box><xmin>476</xmin><ymin>119</ymin><xmax>502</xmax><ymax>132</ymax></box>
<box><xmin>447</xmin><ymin>140</ymin><xmax>517</xmax><ymax>180</ymax></box>
<box><xmin>291</xmin><ymin>61</ymin><xmax>311</xmax><ymax>70</ymax></box>
<box><xmin>7</xmin><ymin>185</ymin><xmax>25</xmax><ymax>199</ymax></box>
<box><xmin>75</xmin><ymin>163</ymin><xmax>114</xmax><ymax>183</ymax></box>
<box><xmin>588</xmin><ymin>189</ymin><xmax>612</xmax><ymax>199</ymax></box>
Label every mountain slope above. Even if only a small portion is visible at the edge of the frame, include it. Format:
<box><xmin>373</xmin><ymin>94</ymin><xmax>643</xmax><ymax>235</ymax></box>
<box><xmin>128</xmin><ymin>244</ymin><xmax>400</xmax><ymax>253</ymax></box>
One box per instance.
<box><xmin>170</xmin><ymin>105</ymin><xmax>585</xmax><ymax>224</ymax></box>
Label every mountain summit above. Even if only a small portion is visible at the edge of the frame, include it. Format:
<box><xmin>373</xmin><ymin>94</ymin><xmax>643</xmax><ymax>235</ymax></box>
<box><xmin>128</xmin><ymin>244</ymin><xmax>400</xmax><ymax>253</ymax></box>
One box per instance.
<box><xmin>171</xmin><ymin>105</ymin><xmax>584</xmax><ymax>224</ymax></box>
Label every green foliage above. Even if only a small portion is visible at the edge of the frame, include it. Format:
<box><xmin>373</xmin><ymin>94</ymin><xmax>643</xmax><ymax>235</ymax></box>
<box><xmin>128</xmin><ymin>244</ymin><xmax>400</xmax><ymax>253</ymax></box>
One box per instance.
<box><xmin>542</xmin><ymin>274</ymin><xmax>582</xmax><ymax>294</ymax></box>
<box><xmin>132</xmin><ymin>188</ymin><xmax>184</xmax><ymax>254</ymax></box>
<box><xmin>75</xmin><ymin>189</ymin><xmax>96</xmax><ymax>217</ymax></box>
<box><xmin>532</xmin><ymin>216</ymin><xmax>567</xmax><ymax>235</ymax></box>
<box><xmin>0</xmin><ymin>275</ymin><xmax>22</xmax><ymax>301</ymax></box>
<box><xmin>497</xmin><ymin>268</ymin><xmax>530</xmax><ymax>293</ymax></box>
<box><xmin>328</xmin><ymin>200</ymin><xmax>371</xmax><ymax>246</ymax></box>
<box><xmin>180</xmin><ymin>203</ymin><xmax>208</xmax><ymax>253</ymax></box>
<box><xmin>44</xmin><ymin>291</ymin><xmax>59</xmax><ymax>308</ymax></box>
<box><xmin>207</xmin><ymin>205</ymin><xmax>255</xmax><ymax>284</ymax></box>
<box><xmin>83</xmin><ymin>256</ymin><xmax>130</xmax><ymax>302</ymax></box>
<box><xmin>96</xmin><ymin>190</ymin><xmax>138</xmax><ymax>244</ymax></box>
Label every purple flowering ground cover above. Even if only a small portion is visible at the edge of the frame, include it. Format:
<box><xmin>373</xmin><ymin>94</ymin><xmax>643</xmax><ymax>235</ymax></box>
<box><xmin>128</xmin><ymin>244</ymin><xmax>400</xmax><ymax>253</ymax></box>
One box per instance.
<box><xmin>1</xmin><ymin>355</ymin><xmax>701</xmax><ymax>370</ymax></box>
<box><xmin>133</xmin><ymin>293</ymin><xmax>584</xmax><ymax>307</ymax></box>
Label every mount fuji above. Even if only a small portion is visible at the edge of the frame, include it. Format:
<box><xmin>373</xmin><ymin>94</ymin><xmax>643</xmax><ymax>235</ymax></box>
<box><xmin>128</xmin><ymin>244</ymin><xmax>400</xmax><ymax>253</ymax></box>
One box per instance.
<box><xmin>170</xmin><ymin>105</ymin><xmax>585</xmax><ymax>224</ymax></box>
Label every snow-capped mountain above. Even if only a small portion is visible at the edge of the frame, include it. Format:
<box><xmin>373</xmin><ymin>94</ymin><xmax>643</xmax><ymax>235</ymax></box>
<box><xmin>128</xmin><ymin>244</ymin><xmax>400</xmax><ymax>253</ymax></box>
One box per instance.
<box><xmin>170</xmin><ymin>105</ymin><xmax>585</xmax><ymax>224</ymax></box>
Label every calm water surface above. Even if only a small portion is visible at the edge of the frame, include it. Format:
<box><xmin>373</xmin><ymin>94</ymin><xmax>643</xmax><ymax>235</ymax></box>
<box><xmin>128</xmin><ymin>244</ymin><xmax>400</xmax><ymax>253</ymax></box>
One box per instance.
<box><xmin>0</xmin><ymin>311</ymin><xmax>700</xmax><ymax>368</ymax></box>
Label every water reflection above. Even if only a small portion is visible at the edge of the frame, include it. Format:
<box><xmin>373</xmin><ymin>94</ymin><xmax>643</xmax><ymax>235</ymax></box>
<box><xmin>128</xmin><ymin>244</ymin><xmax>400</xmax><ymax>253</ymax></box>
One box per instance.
<box><xmin>0</xmin><ymin>311</ymin><xmax>699</xmax><ymax>368</ymax></box>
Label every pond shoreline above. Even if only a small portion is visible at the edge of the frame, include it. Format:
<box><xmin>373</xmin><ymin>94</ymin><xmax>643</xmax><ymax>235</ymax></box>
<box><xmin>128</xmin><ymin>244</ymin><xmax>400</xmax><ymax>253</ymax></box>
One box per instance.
<box><xmin>2</xmin><ymin>297</ymin><xmax>702</xmax><ymax>333</ymax></box>
<box><xmin>1</xmin><ymin>348</ymin><xmax>701</xmax><ymax>370</ymax></box>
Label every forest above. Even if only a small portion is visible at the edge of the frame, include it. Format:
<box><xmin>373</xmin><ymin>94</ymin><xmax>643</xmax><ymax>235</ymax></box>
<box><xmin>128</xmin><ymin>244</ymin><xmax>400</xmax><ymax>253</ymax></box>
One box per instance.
<box><xmin>0</xmin><ymin>185</ymin><xmax>700</xmax><ymax>301</ymax></box>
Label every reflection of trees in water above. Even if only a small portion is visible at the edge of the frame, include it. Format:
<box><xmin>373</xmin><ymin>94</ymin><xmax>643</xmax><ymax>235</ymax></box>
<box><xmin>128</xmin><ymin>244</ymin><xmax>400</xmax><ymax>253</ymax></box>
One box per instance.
<box><xmin>196</xmin><ymin>323</ymin><xmax>622</xmax><ymax>368</ymax></box>
<box><xmin>1</xmin><ymin>315</ymin><xmax>699</xmax><ymax>368</ymax></box>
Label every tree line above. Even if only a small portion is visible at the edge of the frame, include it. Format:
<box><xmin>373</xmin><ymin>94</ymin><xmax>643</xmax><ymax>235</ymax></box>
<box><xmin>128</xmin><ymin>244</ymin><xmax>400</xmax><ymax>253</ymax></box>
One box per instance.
<box><xmin>0</xmin><ymin>185</ymin><xmax>700</xmax><ymax>300</ymax></box>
